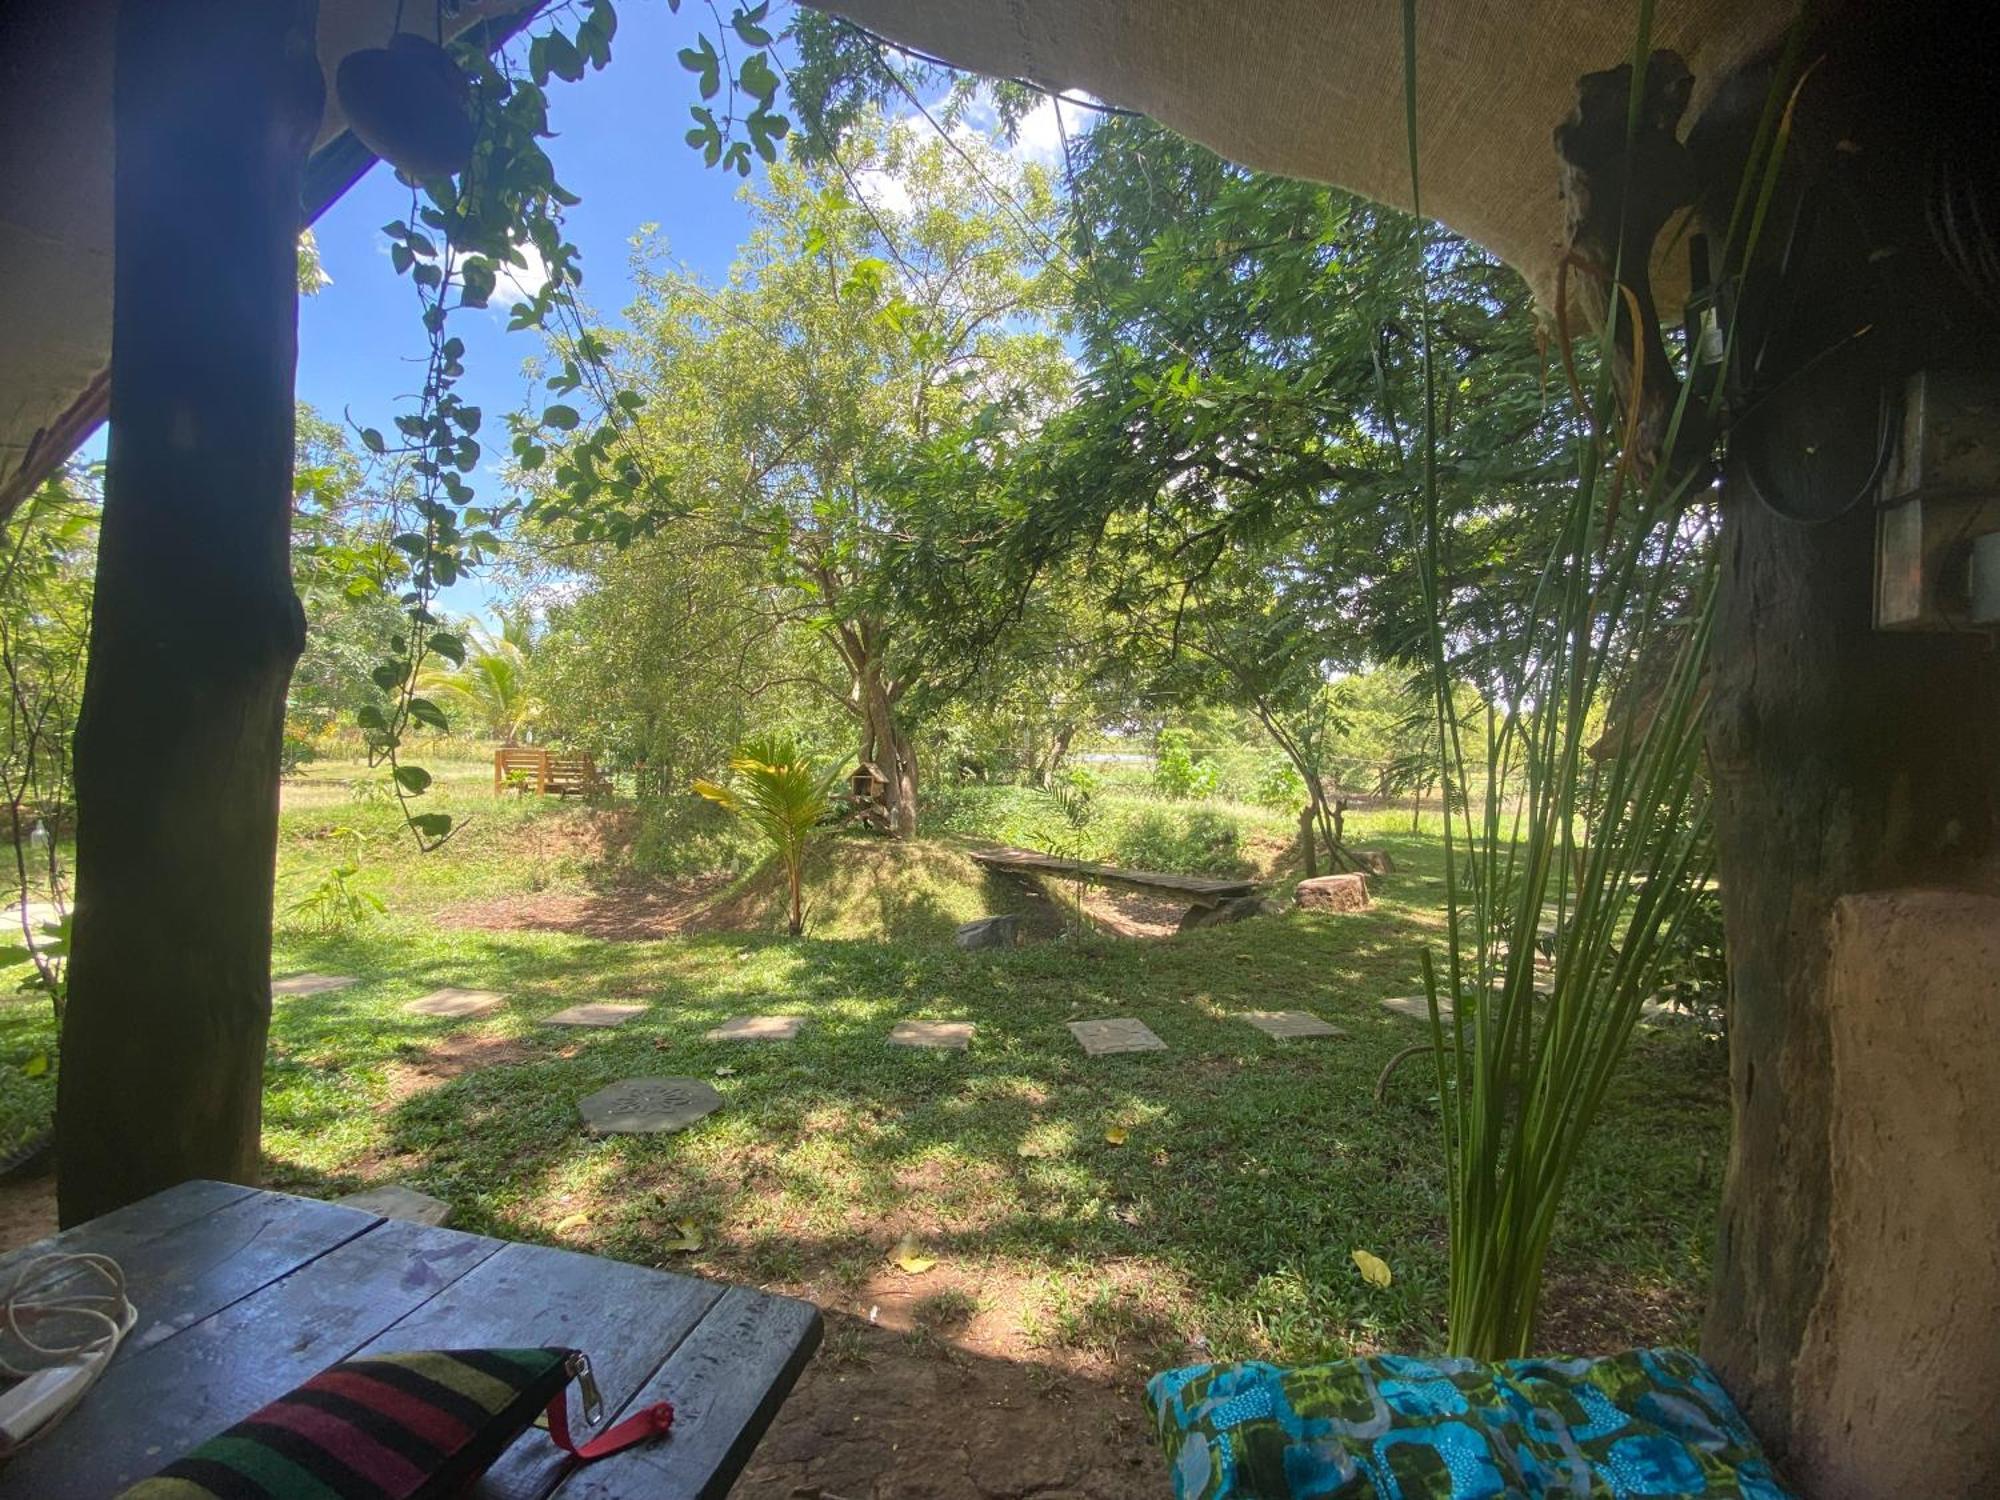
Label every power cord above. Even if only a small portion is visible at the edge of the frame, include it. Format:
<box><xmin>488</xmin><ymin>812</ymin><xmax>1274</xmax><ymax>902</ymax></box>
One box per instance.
<box><xmin>0</xmin><ymin>1252</ymin><xmax>136</xmax><ymax>1455</ymax></box>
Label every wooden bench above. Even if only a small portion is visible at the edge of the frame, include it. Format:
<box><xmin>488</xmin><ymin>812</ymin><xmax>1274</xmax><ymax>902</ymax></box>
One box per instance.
<box><xmin>495</xmin><ymin>747</ymin><xmax>610</xmax><ymax>797</ymax></box>
<box><xmin>0</xmin><ymin>1181</ymin><xmax>820</xmax><ymax>1499</ymax></box>
<box><xmin>970</xmin><ymin>846</ymin><xmax>1258</xmax><ymax>906</ymax></box>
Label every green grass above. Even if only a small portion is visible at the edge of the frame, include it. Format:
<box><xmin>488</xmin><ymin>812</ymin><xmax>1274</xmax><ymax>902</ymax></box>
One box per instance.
<box><xmin>0</xmin><ymin>773</ymin><xmax>1727</xmax><ymax>1370</ymax></box>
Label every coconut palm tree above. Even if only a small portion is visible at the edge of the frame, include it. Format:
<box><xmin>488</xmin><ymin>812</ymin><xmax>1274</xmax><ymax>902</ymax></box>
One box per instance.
<box><xmin>417</xmin><ymin>610</ymin><xmax>543</xmax><ymax>744</ymax></box>
<box><xmin>693</xmin><ymin>734</ymin><xmax>847</xmax><ymax>937</ymax></box>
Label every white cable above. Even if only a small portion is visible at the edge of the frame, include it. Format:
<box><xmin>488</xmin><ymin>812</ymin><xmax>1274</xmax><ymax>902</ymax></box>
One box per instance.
<box><xmin>0</xmin><ymin>1251</ymin><xmax>136</xmax><ymax>1454</ymax></box>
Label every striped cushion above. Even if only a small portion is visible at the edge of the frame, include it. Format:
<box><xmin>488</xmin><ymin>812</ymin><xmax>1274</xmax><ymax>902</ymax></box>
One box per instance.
<box><xmin>119</xmin><ymin>1347</ymin><xmax>573</xmax><ymax>1500</ymax></box>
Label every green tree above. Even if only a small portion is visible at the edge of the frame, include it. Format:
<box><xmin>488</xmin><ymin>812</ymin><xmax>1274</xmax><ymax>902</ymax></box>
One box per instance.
<box><xmin>287</xmin><ymin>406</ymin><xmax>406</xmax><ymax>741</ymax></box>
<box><xmin>531</xmin><ymin>114</ymin><xmax>1066</xmax><ymax>836</ymax></box>
<box><xmin>0</xmin><ymin>466</ymin><xmax>97</xmax><ymax>1014</ymax></box>
<box><xmin>416</xmin><ymin>611</ymin><xmax>542</xmax><ymax>744</ymax></box>
<box><xmin>980</xmin><ymin>118</ymin><xmax>1577</xmax><ymax>681</ymax></box>
<box><xmin>524</xmin><ymin>514</ymin><xmax>801</xmax><ymax>784</ymax></box>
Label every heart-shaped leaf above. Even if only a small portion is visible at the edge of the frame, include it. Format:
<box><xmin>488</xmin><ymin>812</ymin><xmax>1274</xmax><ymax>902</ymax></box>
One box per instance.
<box><xmin>658</xmin><ymin>1222</ymin><xmax>702</xmax><ymax>1254</ymax></box>
<box><xmin>891</xmin><ymin>1233</ymin><xmax>936</xmax><ymax>1274</ymax></box>
<box><xmin>1351</xmin><ymin>1248</ymin><xmax>1393</xmax><ymax>1288</ymax></box>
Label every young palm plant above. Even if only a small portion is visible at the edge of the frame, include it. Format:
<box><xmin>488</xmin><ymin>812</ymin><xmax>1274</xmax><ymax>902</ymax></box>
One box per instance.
<box><xmin>694</xmin><ymin>734</ymin><xmax>847</xmax><ymax>937</ymax></box>
<box><xmin>415</xmin><ymin>612</ymin><xmax>543</xmax><ymax>744</ymax></box>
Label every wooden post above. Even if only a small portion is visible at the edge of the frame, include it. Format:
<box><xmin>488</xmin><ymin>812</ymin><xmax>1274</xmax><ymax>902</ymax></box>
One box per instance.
<box><xmin>55</xmin><ymin>0</ymin><xmax>322</xmax><ymax>1224</ymax></box>
<box><xmin>1688</xmin><ymin>10</ymin><xmax>2000</xmax><ymax>1467</ymax></box>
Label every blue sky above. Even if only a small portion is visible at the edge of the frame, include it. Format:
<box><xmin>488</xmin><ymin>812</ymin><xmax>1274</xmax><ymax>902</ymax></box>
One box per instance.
<box><xmin>296</xmin><ymin>5</ymin><xmax>768</xmax><ymax>613</ymax></box>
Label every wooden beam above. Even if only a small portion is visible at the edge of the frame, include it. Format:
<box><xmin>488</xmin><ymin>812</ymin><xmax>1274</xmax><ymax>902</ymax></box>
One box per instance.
<box><xmin>0</xmin><ymin>1</ymin><xmax>558</xmax><ymax>527</ymax></box>
<box><xmin>55</xmin><ymin>0</ymin><xmax>323</xmax><ymax>1225</ymax></box>
<box><xmin>969</xmin><ymin>846</ymin><xmax>1258</xmax><ymax>900</ymax></box>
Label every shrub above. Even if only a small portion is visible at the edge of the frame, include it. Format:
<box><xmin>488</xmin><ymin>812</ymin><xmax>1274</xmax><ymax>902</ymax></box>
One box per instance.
<box><xmin>1253</xmin><ymin>757</ymin><xmax>1307</xmax><ymax>811</ymax></box>
<box><xmin>1153</xmin><ymin>729</ymin><xmax>1220</xmax><ymax>800</ymax></box>
<box><xmin>1114</xmin><ymin>807</ymin><xmax>1243</xmax><ymax>876</ymax></box>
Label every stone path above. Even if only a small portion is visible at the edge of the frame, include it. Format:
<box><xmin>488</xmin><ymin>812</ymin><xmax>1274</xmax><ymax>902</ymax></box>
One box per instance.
<box><xmin>335</xmin><ymin>1183</ymin><xmax>451</xmax><ymax>1227</ymax></box>
<box><xmin>580</xmin><ymin>1077</ymin><xmax>723</xmax><ymax>1135</ymax></box>
<box><xmin>707</xmin><ymin>1015</ymin><xmax>804</xmax><ymax>1041</ymax></box>
<box><xmin>1068</xmin><ymin>1018</ymin><xmax>1167</xmax><ymax>1056</ymax></box>
<box><xmin>1238</xmin><ymin>1010</ymin><xmax>1345</xmax><ymax>1040</ymax></box>
<box><xmin>406</xmin><ymin>987</ymin><xmax>506</xmax><ymax>1018</ymax></box>
<box><xmin>1381</xmin><ymin>994</ymin><xmax>1449</xmax><ymax>1021</ymax></box>
<box><xmin>545</xmin><ymin>1002</ymin><xmax>648</xmax><ymax>1027</ymax></box>
<box><xmin>888</xmin><ymin>1020</ymin><xmax>975</xmax><ymax>1050</ymax></box>
<box><xmin>273</xmin><ymin>973</ymin><xmax>359</xmax><ymax>998</ymax></box>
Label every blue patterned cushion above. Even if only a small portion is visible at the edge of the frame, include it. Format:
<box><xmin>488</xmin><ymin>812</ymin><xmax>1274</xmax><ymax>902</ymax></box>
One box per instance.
<box><xmin>1144</xmin><ymin>1347</ymin><xmax>1792</xmax><ymax>1499</ymax></box>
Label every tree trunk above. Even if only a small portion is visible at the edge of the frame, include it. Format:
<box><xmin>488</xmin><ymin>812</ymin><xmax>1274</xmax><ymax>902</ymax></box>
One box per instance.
<box><xmin>1690</xmin><ymin>10</ymin><xmax>2000</xmax><ymax>1465</ymax></box>
<box><xmin>56</xmin><ymin>0</ymin><xmax>318</xmax><ymax>1225</ymax></box>
<box><xmin>1298</xmin><ymin>802</ymin><xmax>1319</xmax><ymax>879</ymax></box>
<box><xmin>857</xmin><ymin>668</ymin><xmax>917</xmax><ymax>838</ymax></box>
<box><xmin>1036</xmin><ymin>723</ymin><xmax>1075</xmax><ymax>788</ymax></box>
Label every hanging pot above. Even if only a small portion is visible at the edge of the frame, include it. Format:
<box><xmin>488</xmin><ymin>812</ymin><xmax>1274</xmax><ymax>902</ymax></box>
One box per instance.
<box><xmin>335</xmin><ymin>32</ymin><xmax>475</xmax><ymax>180</ymax></box>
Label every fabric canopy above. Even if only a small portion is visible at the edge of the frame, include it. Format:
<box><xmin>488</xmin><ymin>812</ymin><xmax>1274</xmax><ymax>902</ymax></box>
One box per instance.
<box><xmin>0</xmin><ymin>0</ymin><xmax>540</xmax><ymax>514</ymax></box>
<box><xmin>810</xmin><ymin>0</ymin><xmax>1800</xmax><ymax>309</ymax></box>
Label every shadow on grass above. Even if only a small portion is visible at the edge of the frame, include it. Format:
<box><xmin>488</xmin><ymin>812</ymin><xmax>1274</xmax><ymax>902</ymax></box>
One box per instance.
<box><xmin>261</xmin><ymin>901</ymin><xmax>1729</xmax><ymax>1369</ymax></box>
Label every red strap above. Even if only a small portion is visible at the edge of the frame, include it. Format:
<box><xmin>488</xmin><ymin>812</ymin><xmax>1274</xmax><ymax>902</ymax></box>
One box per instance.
<box><xmin>545</xmin><ymin>1391</ymin><xmax>675</xmax><ymax>1461</ymax></box>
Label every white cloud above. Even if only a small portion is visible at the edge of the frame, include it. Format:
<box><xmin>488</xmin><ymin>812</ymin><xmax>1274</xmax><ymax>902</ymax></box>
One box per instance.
<box><xmin>852</xmin><ymin>167</ymin><xmax>914</xmax><ymax>217</ymax></box>
<box><xmin>373</xmin><ymin>230</ymin><xmax>550</xmax><ymax>312</ymax></box>
<box><xmin>1006</xmin><ymin>95</ymin><xmax>1068</xmax><ymax>167</ymax></box>
<box><xmin>454</xmin><ymin>247</ymin><xmax>550</xmax><ymax>309</ymax></box>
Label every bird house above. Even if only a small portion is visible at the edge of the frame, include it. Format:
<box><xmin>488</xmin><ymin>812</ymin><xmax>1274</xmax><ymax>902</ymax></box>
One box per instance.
<box><xmin>849</xmin><ymin>763</ymin><xmax>888</xmax><ymax>807</ymax></box>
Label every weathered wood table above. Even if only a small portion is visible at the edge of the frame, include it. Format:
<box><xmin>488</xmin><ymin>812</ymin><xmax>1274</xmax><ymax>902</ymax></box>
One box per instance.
<box><xmin>0</xmin><ymin>1181</ymin><xmax>821</xmax><ymax>1498</ymax></box>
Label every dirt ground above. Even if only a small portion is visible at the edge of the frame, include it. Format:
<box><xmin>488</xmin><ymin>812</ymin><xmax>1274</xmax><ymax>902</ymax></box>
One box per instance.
<box><xmin>0</xmin><ymin>1170</ymin><xmax>56</xmax><ymax>1253</ymax></box>
<box><xmin>736</xmin><ymin>1318</ymin><xmax>1165</xmax><ymax>1500</ymax></box>
<box><xmin>444</xmin><ymin>876</ymin><xmax>736</xmax><ymax>940</ymax></box>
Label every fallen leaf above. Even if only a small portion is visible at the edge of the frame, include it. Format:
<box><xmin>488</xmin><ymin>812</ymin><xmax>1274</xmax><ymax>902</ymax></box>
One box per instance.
<box><xmin>891</xmin><ymin>1233</ymin><xmax>936</xmax><ymax>1274</ymax></box>
<box><xmin>658</xmin><ymin>1222</ymin><xmax>702</xmax><ymax>1253</ymax></box>
<box><xmin>1104</xmin><ymin>1125</ymin><xmax>1129</xmax><ymax>1146</ymax></box>
<box><xmin>20</xmin><ymin>1053</ymin><xmax>48</xmax><ymax>1079</ymax></box>
<box><xmin>555</xmin><ymin>1212</ymin><xmax>591</xmax><ymax>1235</ymax></box>
<box><xmin>714</xmin><ymin>1064</ymin><xmax>738</xmax><ymax>1078</ymax></box>
<box><xmin>1351</xmin><ymin>1248</ymin><xmax>1393</xmax><ymax>1288</ymax></box>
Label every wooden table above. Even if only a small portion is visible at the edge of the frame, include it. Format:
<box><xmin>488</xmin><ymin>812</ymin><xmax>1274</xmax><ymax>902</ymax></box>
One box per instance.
<box><xmin>0</xmin><ymin>1181</ymin><xmax>821</xmax><ymax>1498</ymax></box>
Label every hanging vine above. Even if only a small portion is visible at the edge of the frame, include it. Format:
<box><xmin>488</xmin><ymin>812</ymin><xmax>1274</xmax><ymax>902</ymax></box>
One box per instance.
<box><xmin>352</xmin><ymin>0</ymin><xmax>790</xmax><ymax>848</ymax></box>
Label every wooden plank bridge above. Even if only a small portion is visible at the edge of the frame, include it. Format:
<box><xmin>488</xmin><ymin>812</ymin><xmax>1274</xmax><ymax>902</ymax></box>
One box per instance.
<box><xmin>970</xmin><ymin>846</ymin><xmax>1258</xmax><ymax>905</ymax></box>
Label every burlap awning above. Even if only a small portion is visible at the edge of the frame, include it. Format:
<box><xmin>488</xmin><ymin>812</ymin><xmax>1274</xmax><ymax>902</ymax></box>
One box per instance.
<box><xmin>811</xmin><ymin>0</ymin><xmax>1799</xmax><ymax>308</ymax></box>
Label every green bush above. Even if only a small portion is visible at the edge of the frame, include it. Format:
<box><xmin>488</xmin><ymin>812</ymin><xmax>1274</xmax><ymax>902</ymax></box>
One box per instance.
<box><xmin>632</xmin><ymin>795</ymin><xmax>764</xmax><ymax>878</ymax></box>
<box><xmin>1153</xmin><ymin>729</ymin><xmax>1220</xmax><ymax>800</ymax></box>
<box><xmin>1113</xmin><ymin>807</ymin><xmax>1244</xmax><ymax>876</ymax></box>
<box><xmin>1254</xmin><ymin>757</ymin><xmax>1306</xmax><ymax>810</ymax></box>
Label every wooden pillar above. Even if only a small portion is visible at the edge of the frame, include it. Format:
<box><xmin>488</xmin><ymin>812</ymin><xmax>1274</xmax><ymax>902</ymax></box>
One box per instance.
<box><xmin>56</xmin><ymin>0</ymin><xmax>321</xmax><ymax>1224</ymax></box>
<box><xmin>1690</xmin><ymin>8</ymin><xmax>2000</xmax><ymax>1463</ymax></box>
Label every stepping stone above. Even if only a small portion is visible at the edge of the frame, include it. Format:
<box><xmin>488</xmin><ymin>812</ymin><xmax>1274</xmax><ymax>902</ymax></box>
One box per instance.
<box><xmin>336</xmin><ymin>1183</ymin><xmax>451</xmax><ymax>1228</ymax></box>
<box><xmin>546</xmin><ymin>1002</ymin><xmax>648</xmax><ymax>1028</ymax></box>
<box><xmin>579</xmin><ymin>1077</ymin><xmax>723</xmax><ymax>1136</ymax></box>
<box><xmin>706</xmin><ymin>1015</ymin><xmax>802</xmax><ymax>1042</ymax></box>
<box><xmin>1238</xmin><ymin>1010</ymin><xmax>1346</xmax><ymax>1040</ymax></box>
<box><xmin>405</xmin><ymin>987</ymin><xmax>506</xmax><ymax>1018</ymax></box>
<box><xmin>889</xmin><ymin>1020</ymin><xmax>975</xmax><ymax>1050</ymax></box>
<box><xmin>955</xmin><ymin>915</ymin><xmax>1022</xmax><ymax>950</ymax></box>
<box><xmin>272</xmin><ymin>972</ymin><xmax>358</xmax><ymax>998</ymax></box>
<box><xmin>1068</xmin><ymin>1018</ymin><xmax>1167</xmax><ymax>1056</ymax></box>
<box><xmin>1381</xmin><ymin>994</ymin><xmax>1452</xmax><ymax>1020</ymax></box>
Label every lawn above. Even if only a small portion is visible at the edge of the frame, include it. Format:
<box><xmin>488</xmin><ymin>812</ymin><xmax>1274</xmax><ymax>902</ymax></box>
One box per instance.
<box><xmin>0</xmin><ymin>766</ymin><xmax>1728</xmax><ymax>1488</ymax></box>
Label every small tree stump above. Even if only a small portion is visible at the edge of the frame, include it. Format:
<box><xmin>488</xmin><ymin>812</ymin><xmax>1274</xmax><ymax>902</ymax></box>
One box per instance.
<box><xmin>1295</xmin><ymin>873</ymin><xmax>1370</xmax><ymax>912</ymax></box>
